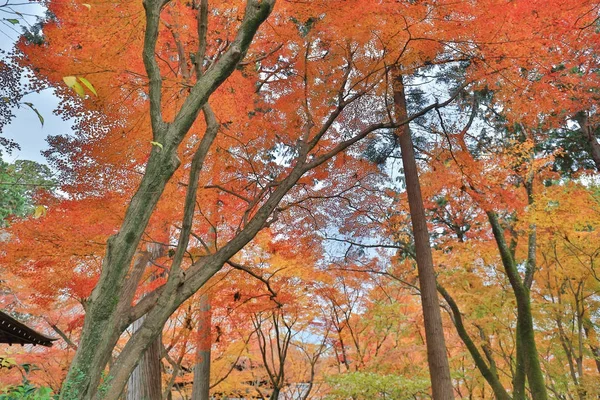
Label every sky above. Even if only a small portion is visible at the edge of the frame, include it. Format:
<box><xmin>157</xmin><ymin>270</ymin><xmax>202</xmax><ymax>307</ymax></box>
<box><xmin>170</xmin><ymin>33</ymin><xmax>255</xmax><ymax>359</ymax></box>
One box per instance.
<box><xmin>2</xmin><ymin>88</ymin><xmax>72</xmax><ymax>164</ymax></box>
<box><xmin>0</xmin><ymin>1</ymin><xmax>73</xmax><ymax>165</ymax></box>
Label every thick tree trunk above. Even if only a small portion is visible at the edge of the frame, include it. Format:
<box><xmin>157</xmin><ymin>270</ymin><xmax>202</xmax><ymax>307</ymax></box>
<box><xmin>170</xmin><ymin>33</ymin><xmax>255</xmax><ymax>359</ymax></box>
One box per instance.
<box><xmin>98</xmin><ymin>147</ymin><xmax>308</xmax><ymax>400</ymax></box>
<box><xmin>191</xmin><ymin>294</ymin><xmax>212</xmax><ymax>400</ymax></box>
<box><xmin>60</xmin><ymin>151</ymin><xmax>180</xmax><ymax>400</ymax></box>
<box><xmin>393</xmin><ymin>71</ymin><xmax>455</xmax><ymax>400</ymax></box>
<box><xmin>574</xmin><ymin>112</ymin><xmax>600</xmax><ymax>171</ymax></box>
<box><xmin>126</xmin><ymin>316</ymin><xmax>162</xmax><ymax>400</ymax></box>
<box><xmin>517</xmin><ymin>291</ymin><xmax>546</xmax><ymax>400</ymax></box>
<box><xmin>127</xmin><ymin>243</ymin><xmax>165</xmax><ymax>400</ymax></box>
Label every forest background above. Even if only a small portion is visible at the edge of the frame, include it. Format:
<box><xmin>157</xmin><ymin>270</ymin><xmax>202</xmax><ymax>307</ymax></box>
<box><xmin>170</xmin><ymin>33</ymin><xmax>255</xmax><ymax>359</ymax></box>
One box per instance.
<box><xmin>1</xmin><ymin>0</ymin><xmax>600</xmax><ymax>399</ymax></box>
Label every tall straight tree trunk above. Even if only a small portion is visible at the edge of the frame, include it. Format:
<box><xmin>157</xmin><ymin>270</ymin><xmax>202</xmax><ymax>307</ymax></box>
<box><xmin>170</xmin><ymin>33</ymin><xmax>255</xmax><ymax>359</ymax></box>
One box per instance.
<box><xmin>393</xmin><ymin>70</ymin><xmax>455</xmax><ymax>399</ymax></box>
<box><xmin>191</xmin><ymin>293</ymin><xmax>212</xmax><ymax>400</ymax></box>
<box><xmin>127</xmin><ymin>242</ymin><xmax>164</xmax><ymax>400</ymax></box>
<box><xmin>126</xmin><ymin>316</ymin><xmax>162</xmax><ymax>400</ymax></box>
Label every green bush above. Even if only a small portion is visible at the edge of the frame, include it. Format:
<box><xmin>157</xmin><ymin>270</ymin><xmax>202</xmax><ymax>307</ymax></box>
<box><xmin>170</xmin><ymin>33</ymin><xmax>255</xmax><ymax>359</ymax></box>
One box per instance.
<box><xmin>0</xmin><ymin>364</ymin><xmax>58</xmax><ymax>400</ymax></box>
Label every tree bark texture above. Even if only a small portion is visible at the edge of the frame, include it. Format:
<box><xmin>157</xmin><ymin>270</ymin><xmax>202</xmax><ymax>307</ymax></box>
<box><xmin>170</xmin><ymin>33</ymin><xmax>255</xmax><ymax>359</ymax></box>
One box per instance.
<box><xmin>127</xmin><ymin>243</ymin><xmax>165</xmax><ymax>400</ymax></box>
<box><xmin>60</xmin><ymin>150</ymin><xmax>180</xmax><ymax>400</ymax></box>
<box><xmin>191</xmin><ymin>294</ymin><xmax>212</xmax><ymax>400</ymax></box>
<box><xmin>574</xmin><ymin>112</ymin><xmax>600</xmax><ymax>171</ymax></box>
<box><xmin>393</xmin><ymin>71</ymin><xmax>455</xmax><ymax>400</ymax></box>
<box><xmin>126</xmin><ymin>316</ymin><xmax>162</xmax><ymax>400</ymax></box>
<box><xmin>487</xmin><ymin>211</ymin><xmax>548</xmax><ymax>400</ymax></box>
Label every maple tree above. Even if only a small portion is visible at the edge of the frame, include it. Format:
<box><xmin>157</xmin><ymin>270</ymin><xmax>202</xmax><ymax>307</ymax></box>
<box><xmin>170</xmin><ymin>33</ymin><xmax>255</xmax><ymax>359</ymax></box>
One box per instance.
<box><xmin>9</xmin><ymin>1</ymin><xmax>462</xmax><ymax>397</ymax></box>
<box><xmin>2</xmin><ymin>0</ymin><xmax>600</xmax><ymax>399</ymax></box>
<box><xmin>409</xmin><ymin>108</ymin><xmax>599</xmax><ymax>399</ymax></box>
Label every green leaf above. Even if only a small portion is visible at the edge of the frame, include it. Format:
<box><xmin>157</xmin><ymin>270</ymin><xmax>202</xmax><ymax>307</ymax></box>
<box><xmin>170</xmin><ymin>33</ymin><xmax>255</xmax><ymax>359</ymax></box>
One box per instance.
<box><xmin>71</xmin><ymin>82</ymin><xmax>86</xmax><ymax>98</ymax></box>
<box><xmin>23</xmin><ymin>102</ymin><xmax>44</xmax><ymax>126</ymax></box>
<box><xmin>78</xmin><ymin>76</ymin><xmax>97</xmax><ymax>96</ymax></box>
<box><xmin>64</xmin><ymin>76</ymin><xmax>97</xmax><ymax>97</ymax></box>
<box><xmin>150</xmin><ymin>141</ymin><xmax>163</xmax><ymax>149</ymax></box>
<box><xmin>5</xmin><ymin>18</ymin><xmax>19</xmax><ymax>25</ymax></box>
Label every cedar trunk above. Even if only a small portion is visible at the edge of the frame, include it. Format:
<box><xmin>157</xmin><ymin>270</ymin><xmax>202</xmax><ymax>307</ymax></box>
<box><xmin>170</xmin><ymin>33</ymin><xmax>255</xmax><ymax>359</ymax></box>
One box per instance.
<box><xmin>127</xmin><ymin>243</ymin><xmax>165</xmax><ymax>400</ymax></box>
<box><xmin>393</xmin><ymin>71</ymin><xmax>455</xmax><ymax>399</ymax></box>
<box><xmin>191</xmin><ymin>294</ymin><xmax>212</xmax><ymax>400</ymax></box>
<box><xmin>126</xmin><ymin>315</ymin><xmax>162</xmax><ymax>400</ymax></box>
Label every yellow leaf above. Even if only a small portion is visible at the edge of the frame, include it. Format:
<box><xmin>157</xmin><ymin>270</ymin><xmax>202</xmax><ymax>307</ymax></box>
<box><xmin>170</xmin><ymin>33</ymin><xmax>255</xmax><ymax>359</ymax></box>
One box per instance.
<box><xmin>82</xmin><ymin>3</ymin><xmax>91</xmax><ymax>10</ymax></box>
<box><xmin>0</xmin><ymin>357</ymin><xmax>16</xmax><ymax>369</ymax></box>
<box><xmin>150</xmin><ymin>141</ymin><xmax>163</xmax><ymax>149</ymax></box>
<box><xmin>63</xmin><ymin>76</ymin><xmax>77</xmax><ymax>88</ymax></box>
<box><xmin>33</xmin><ymin>205</ymin><xmax>47</xmax><ymax>219</ymax></box>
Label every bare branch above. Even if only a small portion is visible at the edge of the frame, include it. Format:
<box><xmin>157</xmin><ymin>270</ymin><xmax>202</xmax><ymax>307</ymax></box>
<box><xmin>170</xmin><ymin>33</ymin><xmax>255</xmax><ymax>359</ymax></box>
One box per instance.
<box><xmin>227</xmin><ymin>260</ymin><xmax>281</xmax><ymax>307</ymax></box>
<box><xmin>142</xmin><ymin>0</ymin><xmax>169</xmax><ymax>137</ymax></box>
<box><xmin>195</xmin><ymin>0</ymin><xmax>209</xmax><ymax>78</ymax></box>
<box><xmin>170</xmin><ymin>105</ymin><xmax>220</xmax><ymax>278</ymax></box>
<box><xmin>170</xmin><ymin>0</ymin><xmax>276</xmax><ymax>142</ymax></box>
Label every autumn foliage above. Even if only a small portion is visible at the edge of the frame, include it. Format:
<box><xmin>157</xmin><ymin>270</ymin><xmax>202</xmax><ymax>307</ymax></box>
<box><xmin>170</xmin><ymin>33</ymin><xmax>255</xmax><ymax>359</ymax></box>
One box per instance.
<box><xmin>1</xmin><ymin>0</ymin><xmax>600</xmax><ymax>399</ymax></box>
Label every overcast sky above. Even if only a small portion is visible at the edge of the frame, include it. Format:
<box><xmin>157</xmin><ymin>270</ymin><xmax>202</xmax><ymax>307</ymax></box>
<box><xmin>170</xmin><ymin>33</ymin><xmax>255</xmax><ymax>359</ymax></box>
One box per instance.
<box><xmin>1</xmin><ymin>1</ymin><xmax>73</xmax><ymax>165</ymax></box>
<box><xmin>2</xmin><ymin>89</ymin><xmax>72</xmax><ymax>164</ymax></box>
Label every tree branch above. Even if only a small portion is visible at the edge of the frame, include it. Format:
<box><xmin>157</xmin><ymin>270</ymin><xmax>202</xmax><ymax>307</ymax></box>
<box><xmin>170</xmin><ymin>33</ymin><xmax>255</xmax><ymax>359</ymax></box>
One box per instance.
<box><xmin>142</xmin><ymin>0</ymin><xmax>170</xmax><ymax>137</ymax></box>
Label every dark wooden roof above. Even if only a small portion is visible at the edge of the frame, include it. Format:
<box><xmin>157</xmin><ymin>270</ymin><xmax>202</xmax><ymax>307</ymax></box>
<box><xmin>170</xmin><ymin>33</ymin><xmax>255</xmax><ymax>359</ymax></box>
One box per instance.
<box><xmin>0</xmin><ymin>311</ymin><xmax>56</xmax><ymax>347</ymax></box>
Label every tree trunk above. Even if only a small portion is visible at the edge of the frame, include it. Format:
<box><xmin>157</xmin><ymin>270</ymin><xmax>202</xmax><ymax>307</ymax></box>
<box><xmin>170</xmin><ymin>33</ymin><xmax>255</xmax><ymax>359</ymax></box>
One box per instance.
<box><xmin>573</xmin><ymin>112</ymin><xmax>600</xmax><ymax>171</ymax></box>
<box><xmin>487</xmin><ymin>211</ymin><xmax>548</xmax><ymax>400</ymax></box>
<box><xmin>60</xmin><ymin>151</ymin><xmax>180</xmax><ymax>400</ymax></box>
<box><xmin>126</xmin><ymin>316</ymin><xmax>162</xmax><ymax>400</ymax></box>
<box><xmin>271</xmin><ymin>387</ymin><xmax>280</xmax><ymax>400</ymax></box>
<box><xmin>191</xmin><ymin>294</ymin><xmax>212</xmax><ymax>400</ymax></box>
<box><xmin>517</xmin><ymin>291</ymin><xmax>546</xmax><ymax>400</ymax></box>
<box><xmin>512</xmin><ymin>326</ymin><xmax>526</xmax><ymax>400</ymax></box>
<box><xmin>58</xmin><ymin>2</ymin><xmax>276</xmax><ymax>398</ymax></box>
<box><xmin>127</xmin><ymin>243</ymin><xmax>165</xmax><ymax>400</ymax></box>
<box><xmin>393</xmin><ymin>70</ymin><xmax>455</xmax><ymax>400</ymax></box>
<box><xmin>437</xmin><ymin>285</ymin><xmax>511</xmax><ymax>400</ymax></box>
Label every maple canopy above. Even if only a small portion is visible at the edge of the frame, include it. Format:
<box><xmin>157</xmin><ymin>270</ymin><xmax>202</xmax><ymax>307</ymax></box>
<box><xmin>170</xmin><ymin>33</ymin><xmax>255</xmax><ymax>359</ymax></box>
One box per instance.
<box><xmin>1</xmin><ymin>0</ymin><xmax>600</xmax><ymax>399</ymax></box>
